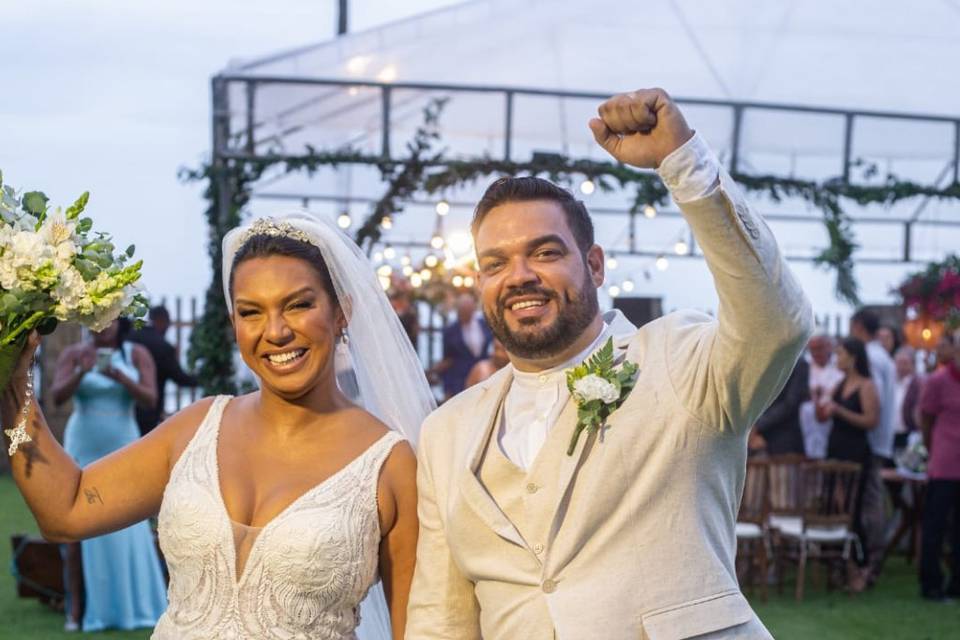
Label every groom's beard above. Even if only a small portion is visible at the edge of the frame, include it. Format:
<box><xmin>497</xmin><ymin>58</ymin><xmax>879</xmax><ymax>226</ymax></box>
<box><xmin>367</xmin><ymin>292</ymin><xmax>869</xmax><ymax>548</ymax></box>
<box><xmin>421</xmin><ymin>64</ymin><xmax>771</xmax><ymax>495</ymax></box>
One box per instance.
<box><xmin>486</xmin><ymin>274</ymin><xmax>599</xmax><ymax>361</ymax></box>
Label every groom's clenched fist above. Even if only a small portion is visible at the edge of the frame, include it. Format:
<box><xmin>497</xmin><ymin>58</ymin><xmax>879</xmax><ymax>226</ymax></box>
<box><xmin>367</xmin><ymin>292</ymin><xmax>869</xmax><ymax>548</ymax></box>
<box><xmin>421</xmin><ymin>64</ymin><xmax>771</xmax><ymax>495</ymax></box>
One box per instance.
<box><xmin>589</xmin><ymin>88</ymin><xmax>694</xmax><ymax>169</ymax></box>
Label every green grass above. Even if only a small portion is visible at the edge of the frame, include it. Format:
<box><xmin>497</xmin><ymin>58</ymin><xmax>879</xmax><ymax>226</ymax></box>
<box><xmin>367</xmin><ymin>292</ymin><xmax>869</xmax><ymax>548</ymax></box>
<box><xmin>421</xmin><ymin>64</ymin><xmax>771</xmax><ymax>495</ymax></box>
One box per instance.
<box><xmin>0</xmin><ymin>474</ymin><xmax>150</xmax><ymax>639</ymax></box>
<box><xmin>0</xmin><ymin>474</ymin><xmax>957</xmax><ymax>638</ymax></box>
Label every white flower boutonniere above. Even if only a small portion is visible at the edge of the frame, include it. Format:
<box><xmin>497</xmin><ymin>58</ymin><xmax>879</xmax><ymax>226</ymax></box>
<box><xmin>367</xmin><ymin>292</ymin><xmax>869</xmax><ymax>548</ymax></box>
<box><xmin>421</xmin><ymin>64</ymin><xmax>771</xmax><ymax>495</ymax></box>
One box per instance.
<box><xmin>565</xmin><ymin>337</ymin><xmax>639</xmax><ymax>455</ymax></box>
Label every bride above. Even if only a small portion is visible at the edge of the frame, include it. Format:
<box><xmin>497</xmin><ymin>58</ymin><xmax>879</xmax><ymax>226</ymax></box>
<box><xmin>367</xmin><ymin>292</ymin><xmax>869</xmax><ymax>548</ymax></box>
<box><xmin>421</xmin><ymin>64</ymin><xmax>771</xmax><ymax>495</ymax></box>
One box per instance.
<box><xmin>1</xmin><ymin>212</ymin><xmax>434</xmax><ymax>639</ymax></box>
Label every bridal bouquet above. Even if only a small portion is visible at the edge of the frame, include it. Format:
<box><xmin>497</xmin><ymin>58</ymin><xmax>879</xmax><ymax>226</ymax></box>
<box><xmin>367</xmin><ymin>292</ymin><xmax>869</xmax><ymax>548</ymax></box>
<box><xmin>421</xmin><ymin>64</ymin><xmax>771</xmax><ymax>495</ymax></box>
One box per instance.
<box><xmin>0</xmin><ymin>171</ymin><xmax>147</xmax><ymax>389</ymax></box>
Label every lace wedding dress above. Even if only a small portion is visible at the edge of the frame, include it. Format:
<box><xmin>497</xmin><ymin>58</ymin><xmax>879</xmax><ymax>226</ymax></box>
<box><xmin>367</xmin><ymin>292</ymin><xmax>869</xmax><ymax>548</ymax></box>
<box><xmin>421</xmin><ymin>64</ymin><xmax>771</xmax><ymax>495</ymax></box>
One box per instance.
<box><xmin>152</xmin><ymin>396</ymin><xmax>403</xmax><ymax>639</ymax></box>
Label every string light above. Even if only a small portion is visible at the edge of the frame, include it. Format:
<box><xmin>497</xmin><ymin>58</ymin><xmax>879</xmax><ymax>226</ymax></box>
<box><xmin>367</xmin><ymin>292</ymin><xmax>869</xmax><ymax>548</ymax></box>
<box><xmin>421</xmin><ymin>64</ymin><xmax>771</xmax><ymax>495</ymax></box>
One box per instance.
<box><xmin>463</xmin><ymin>276</ymin><xmax>475</xmax><ymax>288</ymax></box>
<box><xmin>446</xmin><ymin>231</ymin><xmax>473</xmax><ymax>255</ymax></box>
<box><xmin>424</xmin><ymin>254</ymin><xmax>439</xmax><ymax>268</ymax></box>
<box><xmin>430</xmin><ymin>235</ymin><xmax>444</xmax><ymax>249</ymax></box>
<box><xmin>608</xmin><ymin>285</ymin><xmax>621</xmax><ymax>298</ymax></box>
<box><xmin>377</xmin><ymin>265</ymin><xmax>393</xmax><ymax>277</ymax></box>
<box><xmin>378</xmin><ymin>275</ymin><xmax>391</xmax><ymax>291</ymax></box>
<box><xmin>674</xmin><ymin>240</ymin><xmax>688</xmax><ymax>255</ymax></box>
<box><xmin>580</xmin><ymin>179</ymin><xmax>595</xmax><ymax>195</ymax></box>
<box><xmin>643</xmin><ymin>204</ymin><xmax>657</xmax><ymax>219</ymax></box>
<box><xmin>410</xmin><ymin>273</ymin><xmax>423</xmax><ymax>288</ymax></box>
<box><xmin>435</xmin><ymin>200</ymin><xmax>450</xmax><ymax>216</ymax></box>
<box><xmin>443</xmin><ymin>257</ymin><xmax>456</xmax><ymax>269</ymax></box>
<box><xmin>622</xmin><ymin>279</ymin><xmax>635</xmax><ymax>293</ymax></box>
<box><xmin>606</xmin><ymin>257</ymin><xmax>618</xmax><ymax>270</ymax></box>
<box><xmin>420</xmin><ymin>269</ymin><xmax>432</xmax><ymax>281</ymax></box>
<box><xmin>383</xmin><ymin>245</ymin><xmax>396</xmax><ymax>260</ymax></box>
<box><xmin>373</xmin><ymin>252</ymin><xmax>384</xmax><ymax>264</ymax></box>
<box><xmin>452</xmin><ymin>275</ymin><xmax>465</xmax><ymax>288</ymax></box>
<box><xmin>345</xmin><ymin>55</ymin><xmax>371</xmax><ymax>75</ymax></box>
<box><xmin>376</xmin><ymin>64</ymin><xmax>398</xmax><ymax>83</ymax></box>
<box><xmin>401</xmin><ymin>255</ymin><xmax>411</xmax><ymax>266</ymax></box>
<box><xmin>656</xmin><ymin>256</ymin><xmax>669</xmax><ymax>271</ymax></box>
<box><xmin>337</xmin><ymin>213</ymin><xmax>352</xmax><ymax>229</ymax></box>
<box><xmin>380</xmin><ymin>215</ymin><xmax>393</xmax><ymax>230</ymax></box>
<box><xmin>402</xmin><ymin>265</ymin><xmax>414</xmax><ymax>277</ymax></box>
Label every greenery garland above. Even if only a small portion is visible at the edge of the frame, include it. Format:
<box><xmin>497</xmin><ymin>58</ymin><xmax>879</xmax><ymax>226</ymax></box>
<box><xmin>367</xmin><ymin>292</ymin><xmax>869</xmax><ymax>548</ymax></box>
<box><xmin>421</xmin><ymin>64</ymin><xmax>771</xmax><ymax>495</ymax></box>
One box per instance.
<box><xmin>182</xmin><ymin>99</ymin><xmax>960</xmax><ymax>394</ymax></box>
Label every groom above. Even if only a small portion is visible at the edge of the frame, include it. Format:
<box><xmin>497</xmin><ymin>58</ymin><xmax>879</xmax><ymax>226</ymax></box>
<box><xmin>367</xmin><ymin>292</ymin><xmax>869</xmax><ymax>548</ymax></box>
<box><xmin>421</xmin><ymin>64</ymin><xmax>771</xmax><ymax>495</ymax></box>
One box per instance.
<box><xmin>407</xmin><ymin>88</ymin><xmax>812</xmax><ymax>639</ymax></box>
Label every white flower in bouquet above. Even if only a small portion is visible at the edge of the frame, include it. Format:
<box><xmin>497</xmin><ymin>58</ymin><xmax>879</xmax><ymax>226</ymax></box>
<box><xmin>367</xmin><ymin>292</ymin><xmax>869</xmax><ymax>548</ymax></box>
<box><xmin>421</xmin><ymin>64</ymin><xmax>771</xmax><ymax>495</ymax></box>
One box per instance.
<box><xmin>0</xmin><ymin>170</ymin><xmax>147</xmax><ymax>352</ymax></box>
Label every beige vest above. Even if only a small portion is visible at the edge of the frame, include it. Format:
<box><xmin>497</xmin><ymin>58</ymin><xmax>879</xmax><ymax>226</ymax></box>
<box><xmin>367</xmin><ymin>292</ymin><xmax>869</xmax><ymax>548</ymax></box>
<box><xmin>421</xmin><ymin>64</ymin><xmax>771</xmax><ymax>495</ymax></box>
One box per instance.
<box><xmin>474</xmin><ymin>402</ymin><xmax>576</xmax><ymax>639</ymax></box>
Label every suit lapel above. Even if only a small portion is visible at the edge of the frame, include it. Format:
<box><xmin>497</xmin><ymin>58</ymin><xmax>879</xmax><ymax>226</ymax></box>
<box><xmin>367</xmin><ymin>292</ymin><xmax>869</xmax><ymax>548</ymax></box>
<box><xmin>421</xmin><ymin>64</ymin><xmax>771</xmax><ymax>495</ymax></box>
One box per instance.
<box><xmin>457</xmin><ymin>368</ymin><xmax>528</xmax><ymax>549</ymax></box>
<box><xmin>544</xmin><ymin>333</ymin><xmax>637</xmax><ymax>541</ymax></box>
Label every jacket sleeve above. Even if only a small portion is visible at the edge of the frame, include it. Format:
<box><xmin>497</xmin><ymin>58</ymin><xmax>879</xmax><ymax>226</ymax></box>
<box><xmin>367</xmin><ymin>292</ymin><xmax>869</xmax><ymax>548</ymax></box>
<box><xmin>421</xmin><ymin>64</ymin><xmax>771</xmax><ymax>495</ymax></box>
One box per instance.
<box><xmin>664</xmin><ymin>164</ymin><xmax>814</xmax><ymax>434</ymax></box>
<box><xmin>156</xmin><ymin>342</ymin><xmax>199</xmax><ymax>387</ymax></box>
<box><xmin>406</xmin><ymin>420</ymin><xmax>481</xmax><ymax>639</ymax></box>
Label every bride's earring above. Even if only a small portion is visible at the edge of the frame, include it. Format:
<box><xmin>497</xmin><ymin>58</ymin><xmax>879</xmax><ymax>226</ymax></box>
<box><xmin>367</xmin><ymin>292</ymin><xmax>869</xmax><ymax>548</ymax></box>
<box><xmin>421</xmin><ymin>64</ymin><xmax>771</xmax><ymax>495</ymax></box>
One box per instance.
<box><xmin>339</xmin><ymin>330</ymin><xmax>349</xmax><ymax>346</ymax></box>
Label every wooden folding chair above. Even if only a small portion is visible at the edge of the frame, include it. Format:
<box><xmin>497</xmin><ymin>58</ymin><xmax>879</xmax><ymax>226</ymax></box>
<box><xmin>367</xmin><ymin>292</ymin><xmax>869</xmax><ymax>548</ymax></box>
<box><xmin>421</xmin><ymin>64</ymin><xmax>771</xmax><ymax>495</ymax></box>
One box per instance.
<box><xmin>736</xmin><ymin>458</ymin><xmax>772</xmax><ymax>601</ymax></box>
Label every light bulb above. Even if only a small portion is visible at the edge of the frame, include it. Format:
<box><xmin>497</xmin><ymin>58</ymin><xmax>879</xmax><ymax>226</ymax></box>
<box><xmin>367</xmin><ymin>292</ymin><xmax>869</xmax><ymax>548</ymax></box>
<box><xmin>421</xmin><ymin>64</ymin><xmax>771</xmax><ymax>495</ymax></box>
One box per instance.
<box><xmin>463</xmin><ymin>276</ymin><xmax>475</xmax><ymax>288</ymax></box>
<box><xmin>435</xmin><ymin>200</ymin><xmax>450</xmax><ymax>216</ymax></box>
<box><xmin>580</xmin><ymin>179</ymin><xmax>595</xmax><ymax>195</ymax></box>
<box><xmin>643</xmin><ymin>204</ymin><xmax>657</xmax><ymax>219</ymax></box>
<box><xmin>656</xmin><ymin>256</ymin><xmax>669</xmax><ymax>271</ymax></box>
<box><xmin>622</xmin><ymin>279</ymin><xmax>635</xmax><ymax>293</ymax></box>
<box><xmin>446</xmin><ymin>231</ymin><xmax>473</xmax><ymax>255</ymax></box>
<box><xmin>380</xmin><ymin>215</ymin><xmax>393</xmax><ymax>230</ymax></box>
<box><xmin>378</xmin><ymin>275</ymin><xmax>391</xmax><ymax>291</ymax></box>
<box><xmin>608</xmin><ymin>285</ymin><xmax>621</xmax><ymax>298</ymax></box>
<box><xmin>606</xmin><ymin>257</ymin><xmax>618</xmax><ymax>270</ymax></box>
<box><xmin>373</xmin><ymin>252</ymin><xmax>383</xmax><ymax>264</ymax></box>
<box><xmin>401</xmin><ymin>255</ymin><xmax>411</xmax><ymax>266</ymax></box>
<box><xmin>420</xmin><ymin>269</ymin><xmax>432</xmax><ymax>281</ymax></box>
<box><xmin>337</xmin><ymin>213</ymin><xmax>352</xmax><ymax>229</ymax></box>
<box><xmin>674</xmin><ymin>240</ymin><xmax>688</xmax><ymax>255</ymax></box>
<box><xmin>430</xmin><ymin>235</ymin><xmax>444</xmax><ymax>249</ymax></box>
<box><xmin>383</xmin><ymin>245</ymin><xmax>396</xmax><ymax>260</ymax></box>
<box><xmin>402</xmin><ymin>265</ymin><xmax>414</xmax><ymax>277</ymax></box>
<box><xmin>452</xmin><ymin>275</ymin><xmax>464</xmax><ymax>288</ymax></box>
<box><xmin>377</xmin><ymin>265</ymin><xmax>393</xmax><ymax>277</ymax></box>
<box><xmin>424</xmin><ymin>254</ymin><xmax>439</xmax><ymax>268</ymax></box>
<box><xmin>410</xmin><ymin>273</ymin><xmax>423</xmax><ymax>288</ymax></box>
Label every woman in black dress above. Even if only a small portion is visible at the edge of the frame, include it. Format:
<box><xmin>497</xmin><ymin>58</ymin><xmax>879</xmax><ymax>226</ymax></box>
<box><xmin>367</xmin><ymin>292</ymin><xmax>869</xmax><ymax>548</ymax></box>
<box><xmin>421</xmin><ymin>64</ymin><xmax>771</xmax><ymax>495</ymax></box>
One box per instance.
<box><xmin>819</xmin><ymin>337</ymin><xmax>879</xmax><ymax>591</ymax></box>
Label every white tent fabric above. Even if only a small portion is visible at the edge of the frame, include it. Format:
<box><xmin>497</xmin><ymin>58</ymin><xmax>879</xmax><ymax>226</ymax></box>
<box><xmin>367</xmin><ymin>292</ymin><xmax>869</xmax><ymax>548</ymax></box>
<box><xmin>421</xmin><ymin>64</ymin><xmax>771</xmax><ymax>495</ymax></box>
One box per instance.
<box><xmin>221</xmin><ymin>0</ymin><xmax>960</xmax><ymax>317</ymax></box>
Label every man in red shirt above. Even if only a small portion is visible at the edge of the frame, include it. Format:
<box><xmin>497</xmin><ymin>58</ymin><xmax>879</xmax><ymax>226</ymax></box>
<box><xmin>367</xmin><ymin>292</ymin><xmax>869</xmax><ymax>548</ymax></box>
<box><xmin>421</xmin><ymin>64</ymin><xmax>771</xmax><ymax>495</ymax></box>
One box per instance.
<box><xmin>919</xmin><ymin>333</ymin><xmax>960</xmax><ymax>600</ymax></box>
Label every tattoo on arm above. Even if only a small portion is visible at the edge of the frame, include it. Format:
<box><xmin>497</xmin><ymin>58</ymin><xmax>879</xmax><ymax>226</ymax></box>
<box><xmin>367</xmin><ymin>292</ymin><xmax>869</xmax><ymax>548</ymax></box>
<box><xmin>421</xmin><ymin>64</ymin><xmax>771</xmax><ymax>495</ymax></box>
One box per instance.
<box><xmin>84</xmin><ymin>487</ymin><xmax>104</xmax><ymax>505</ymax></box>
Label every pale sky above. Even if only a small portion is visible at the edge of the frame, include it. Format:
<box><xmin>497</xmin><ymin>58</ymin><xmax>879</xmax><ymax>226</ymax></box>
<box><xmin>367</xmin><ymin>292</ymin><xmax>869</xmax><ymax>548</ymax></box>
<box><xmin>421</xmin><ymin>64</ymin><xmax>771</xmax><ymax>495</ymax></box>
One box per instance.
<box><xmin>0</xmin><ymin>0</ymin><xmax>460</xmax><ymax>306</ymax></box>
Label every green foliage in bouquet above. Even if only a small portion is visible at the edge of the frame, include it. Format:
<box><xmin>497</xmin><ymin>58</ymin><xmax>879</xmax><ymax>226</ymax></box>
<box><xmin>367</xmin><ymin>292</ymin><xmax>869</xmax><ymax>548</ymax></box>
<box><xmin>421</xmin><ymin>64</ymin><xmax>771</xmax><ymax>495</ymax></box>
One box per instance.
<box><xmin>0</xmin><ymin>171</ymin><xmax>148</xmax><ymax>387</ymax></box>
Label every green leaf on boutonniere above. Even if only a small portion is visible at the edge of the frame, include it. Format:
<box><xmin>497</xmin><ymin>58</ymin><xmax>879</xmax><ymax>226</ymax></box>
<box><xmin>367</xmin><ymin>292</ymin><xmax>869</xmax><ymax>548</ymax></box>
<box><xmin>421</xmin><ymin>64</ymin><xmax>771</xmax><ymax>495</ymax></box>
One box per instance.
<box><xmin>21</xmin><ymin>191</ymin><xmax>49</xmax><ymax>216</ymax></box>
<box><xmin>565</xmin><ymin>337</ymin><xmax>640</xmax><ymax>455</ymax></box>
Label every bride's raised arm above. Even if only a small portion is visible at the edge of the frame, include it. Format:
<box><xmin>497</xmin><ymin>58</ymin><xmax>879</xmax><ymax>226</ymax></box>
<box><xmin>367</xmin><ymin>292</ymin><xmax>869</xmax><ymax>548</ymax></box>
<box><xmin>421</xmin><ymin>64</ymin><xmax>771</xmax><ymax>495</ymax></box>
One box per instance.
<box><xmin>2</xmin><ymin>331</ymin><xmax>209</xmax><ymax>542</ymax></box>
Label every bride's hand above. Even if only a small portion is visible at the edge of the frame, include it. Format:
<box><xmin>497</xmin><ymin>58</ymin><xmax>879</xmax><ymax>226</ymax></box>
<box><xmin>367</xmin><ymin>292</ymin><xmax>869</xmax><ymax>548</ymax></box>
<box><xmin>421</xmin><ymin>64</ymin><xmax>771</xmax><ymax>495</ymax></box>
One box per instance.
<box><xmin>1</xmin><ymin>331</ymin><xmax>41</xmax><ymax>423</ymax></box>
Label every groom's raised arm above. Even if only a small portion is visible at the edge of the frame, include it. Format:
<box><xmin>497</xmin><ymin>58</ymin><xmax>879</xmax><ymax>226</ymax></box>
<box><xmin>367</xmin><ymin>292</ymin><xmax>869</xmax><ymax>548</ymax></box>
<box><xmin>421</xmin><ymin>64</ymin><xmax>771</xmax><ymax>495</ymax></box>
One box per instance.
<box><xmin>406</xmin><ymin>419</ymin><xmax>482</xmax><ymax>638</ymax></box>
<box><xmin>590</xmin><ymin>89</ymin><xmax>813</xmax><ymax>433</ymax></box>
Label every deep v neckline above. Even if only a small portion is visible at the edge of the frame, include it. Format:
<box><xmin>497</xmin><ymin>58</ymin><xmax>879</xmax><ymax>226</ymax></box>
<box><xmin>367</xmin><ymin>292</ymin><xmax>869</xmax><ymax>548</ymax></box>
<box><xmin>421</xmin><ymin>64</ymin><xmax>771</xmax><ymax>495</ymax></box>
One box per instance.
<box><xmin>210</xmin><ymin>397</ymin><xmax>393</xmax><ymax>586</ymax></box>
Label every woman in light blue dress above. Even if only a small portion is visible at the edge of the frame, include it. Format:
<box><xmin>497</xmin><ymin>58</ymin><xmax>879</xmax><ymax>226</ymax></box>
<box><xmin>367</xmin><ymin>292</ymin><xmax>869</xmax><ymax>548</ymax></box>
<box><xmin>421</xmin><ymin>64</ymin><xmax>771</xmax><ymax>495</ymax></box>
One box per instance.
<box><xmin>53</xmin><ymin>319</ymin><xmax>168</xmax><ymax>632</ymax></box>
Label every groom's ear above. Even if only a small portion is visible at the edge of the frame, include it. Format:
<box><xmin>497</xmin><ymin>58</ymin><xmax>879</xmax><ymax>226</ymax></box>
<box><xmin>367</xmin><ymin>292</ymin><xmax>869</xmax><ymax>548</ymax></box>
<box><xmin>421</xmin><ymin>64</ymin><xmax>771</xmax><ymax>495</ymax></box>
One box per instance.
<box><xmin>585</xmin><ymin>244</ymin><xmax>605</xmax><ymax>288</ymax></box>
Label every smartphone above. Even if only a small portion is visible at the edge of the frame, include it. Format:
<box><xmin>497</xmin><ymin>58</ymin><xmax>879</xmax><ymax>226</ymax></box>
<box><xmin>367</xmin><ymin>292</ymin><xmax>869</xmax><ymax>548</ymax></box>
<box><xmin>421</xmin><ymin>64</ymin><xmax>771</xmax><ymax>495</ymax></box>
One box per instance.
<box><xmin>95</xmin><ymin>348</ymin><xmax>114</xmax><ymax>373</ymax></box>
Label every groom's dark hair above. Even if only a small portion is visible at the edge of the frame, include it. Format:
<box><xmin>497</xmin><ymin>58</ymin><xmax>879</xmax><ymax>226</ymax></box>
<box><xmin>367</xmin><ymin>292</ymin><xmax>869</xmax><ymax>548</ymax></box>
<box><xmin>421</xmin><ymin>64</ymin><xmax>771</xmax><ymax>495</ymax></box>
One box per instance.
<box><xmin>472</xmin><ymin>177</ymin><xmax>595</xmax><ymax>254</ymax></box>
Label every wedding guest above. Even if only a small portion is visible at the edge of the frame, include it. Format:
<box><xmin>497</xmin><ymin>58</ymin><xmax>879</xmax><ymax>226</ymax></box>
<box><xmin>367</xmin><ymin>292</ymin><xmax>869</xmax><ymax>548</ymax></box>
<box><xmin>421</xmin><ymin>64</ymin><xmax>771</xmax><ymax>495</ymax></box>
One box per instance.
<box><xmin>850</xmin><ymin>308</ymin><xmax>897</xmax><ymax>582</ymax></box>
<box><xmin>52</xmin><ymin>319</ymin><xmax>167</xmax><ymax>632</ymax></box>
<box><xmin>934</xmin><ymin>334</ymin><xmax>956</xmax><ymax>371</ymax></box>
<box><xmin>877</xmin><ymin>325</ymin><xmax>900</xmax><ymax>357</ymax></box>
<box><xmin>389</xmin><ymin>286</ymin><xmax>420</xmax><ymax>347</ymax></box>
<box><xmin>427</xmin><ymin>292</ymin><xmax>492</xmax><ymax>400</ymax></box>
<box><xmin>799</xmin><ymin>334</ymin><xmax>844</xmax><ymax>458</ymax></box>
<box><xmin>465</xmin><ymin>339</ymin><xmax>509</xmax><ymax>388</ymax></box>
<box><xmin>819</xmin><ymin>337</ymin><xmax>879</xmax><ymax>592</ymax></box>
<box><xmin>893</xmin><ymin>345</ymin><xmax>922</xmax><ymax>452</ymax></box>
<box><xmin>753</xmin><ymin>358</ymin><xmax>809</xmax><ymax>455</ymax></box>
<box><xmin>918</xmin><ymin>339</ymin><xmax>960</xmax><ymax>600</ymax></box>
<box><xmin>128</xmin><ymin>305</ymin><xmax>198</xmax><ymax>435</ymax></box>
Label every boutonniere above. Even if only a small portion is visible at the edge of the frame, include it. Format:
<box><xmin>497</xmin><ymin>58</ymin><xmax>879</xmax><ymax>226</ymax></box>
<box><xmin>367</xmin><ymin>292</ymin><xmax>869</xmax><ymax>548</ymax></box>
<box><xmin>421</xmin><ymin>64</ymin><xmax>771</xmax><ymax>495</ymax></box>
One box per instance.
<box><xmin>565</xmin><ymin>338</ymin><xmax>639</xmax><ymax>455</ymax></box>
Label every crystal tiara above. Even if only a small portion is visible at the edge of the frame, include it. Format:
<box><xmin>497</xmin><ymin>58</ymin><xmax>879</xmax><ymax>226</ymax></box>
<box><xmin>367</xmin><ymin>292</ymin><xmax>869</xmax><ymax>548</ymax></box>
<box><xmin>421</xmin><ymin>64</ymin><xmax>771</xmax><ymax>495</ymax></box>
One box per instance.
<box><xmin>237</xmin><ymin>217</ymin><xmax>312</xmax><ymax>247</ymax></box>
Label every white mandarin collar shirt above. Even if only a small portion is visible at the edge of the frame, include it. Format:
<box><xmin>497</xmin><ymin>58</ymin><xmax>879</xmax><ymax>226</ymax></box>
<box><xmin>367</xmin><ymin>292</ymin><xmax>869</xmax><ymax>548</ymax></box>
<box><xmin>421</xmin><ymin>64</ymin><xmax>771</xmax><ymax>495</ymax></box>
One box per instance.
<box><xmin>496</xmin><ymin>131</ymin><xmax>720</xmax><ymax>471</ymax></box>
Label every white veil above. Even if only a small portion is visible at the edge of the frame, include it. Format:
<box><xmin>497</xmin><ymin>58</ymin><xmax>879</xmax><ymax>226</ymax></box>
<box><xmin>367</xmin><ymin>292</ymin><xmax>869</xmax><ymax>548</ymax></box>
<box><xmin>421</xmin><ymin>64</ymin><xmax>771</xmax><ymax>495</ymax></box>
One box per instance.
<box><xmin>222</xmin><ymin>211</ymin><xmax>436</xmax><ymax>640</ymax></box>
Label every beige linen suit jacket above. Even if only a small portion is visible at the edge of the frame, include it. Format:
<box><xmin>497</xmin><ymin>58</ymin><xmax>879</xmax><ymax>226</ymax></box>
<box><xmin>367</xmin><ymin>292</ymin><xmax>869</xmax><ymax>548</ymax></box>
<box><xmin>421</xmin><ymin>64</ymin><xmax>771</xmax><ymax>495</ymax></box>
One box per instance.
<box><xmin>406</xmin><ymin>168</ymin><xmax>814</xmax><ymax>640</ymax></box>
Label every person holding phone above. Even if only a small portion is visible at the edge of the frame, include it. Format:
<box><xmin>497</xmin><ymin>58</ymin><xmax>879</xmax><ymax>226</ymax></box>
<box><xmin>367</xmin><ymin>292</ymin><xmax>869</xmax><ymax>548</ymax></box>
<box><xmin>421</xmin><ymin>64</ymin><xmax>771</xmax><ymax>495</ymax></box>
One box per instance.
<box><xmin>51</xmin><ymin>318</ymin><xmax>167</xmax><ymax>632</ymax></box>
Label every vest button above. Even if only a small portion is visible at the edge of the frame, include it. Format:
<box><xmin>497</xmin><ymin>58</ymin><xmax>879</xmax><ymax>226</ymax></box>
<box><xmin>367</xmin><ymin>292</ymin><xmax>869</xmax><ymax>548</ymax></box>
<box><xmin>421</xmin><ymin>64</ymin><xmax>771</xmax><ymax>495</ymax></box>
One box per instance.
<box><xmin>526</xmin><ymin>482</ymin><xmax>539</xmax><ymax>494</ymax></box>
<box><xmin>533</xmin><ymin>543</ymin><xmax>544</xmax><ymax>554</ymax></box>
<box><xmin>542</xmin><ymin>579</ymin><xmax>557</xmax><ymax>593</ymax></box>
